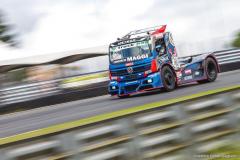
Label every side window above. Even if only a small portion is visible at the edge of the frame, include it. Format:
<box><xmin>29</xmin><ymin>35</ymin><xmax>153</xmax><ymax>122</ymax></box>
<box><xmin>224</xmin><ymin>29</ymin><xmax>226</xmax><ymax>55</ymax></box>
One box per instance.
<box><xmin>155</xmin><ymin>39</ymin><xmax>166</xmax><ymax>56</ymax></box>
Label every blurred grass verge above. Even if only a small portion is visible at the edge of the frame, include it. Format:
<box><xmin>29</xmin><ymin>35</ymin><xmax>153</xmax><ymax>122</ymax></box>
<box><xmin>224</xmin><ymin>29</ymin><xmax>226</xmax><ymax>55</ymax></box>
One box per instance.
<box><xmin>208</xmin><ymin>143</ymin><xmax>240</xmax><ymax>160</ymax></box>
<box><xmin>62</xmin><ymin>72</ymin><xmax>108</xmax><ymax>84</ymax></box>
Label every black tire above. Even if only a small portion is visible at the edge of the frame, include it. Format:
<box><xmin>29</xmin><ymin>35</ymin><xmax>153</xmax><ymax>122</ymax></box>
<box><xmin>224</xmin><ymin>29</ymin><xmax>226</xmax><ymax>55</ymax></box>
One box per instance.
<box><xmin>161</xmin><ymin>66</ymin><xmax>176</xmax><ymax>91</ymax></box>
<box><xmin>198</xmin><ymin>57</ymin><xmax>218</xmax><ymax>83</ymax></box>
<box><xmin>118</xmin><ymin>94</ymin><xmax>129</xmax><ymax>98</ymax></box>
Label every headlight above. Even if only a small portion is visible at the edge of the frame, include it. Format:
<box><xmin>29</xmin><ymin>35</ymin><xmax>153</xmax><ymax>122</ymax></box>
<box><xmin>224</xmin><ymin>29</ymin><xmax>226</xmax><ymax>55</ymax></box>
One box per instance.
<box><xmin>147</xmin><ymin>79</ymin><xmax>153</xmax><ymax>83</ymax></box>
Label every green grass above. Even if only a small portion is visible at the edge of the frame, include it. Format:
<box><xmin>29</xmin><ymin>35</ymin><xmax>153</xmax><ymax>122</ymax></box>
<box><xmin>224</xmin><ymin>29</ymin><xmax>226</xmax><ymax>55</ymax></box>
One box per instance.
<box><xmin>0</xmin><ymin>84</ymin><xmax>240</xmax><ymax>146</ymax></box>
<box><xmin>208</xmin><ymin>144</ymin><xmax>240</xmax><ymax>160</ymax></box>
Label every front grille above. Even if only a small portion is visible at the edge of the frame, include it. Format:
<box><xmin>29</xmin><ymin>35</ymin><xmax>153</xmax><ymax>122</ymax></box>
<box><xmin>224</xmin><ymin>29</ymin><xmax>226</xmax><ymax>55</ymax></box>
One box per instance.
<box><xmin>111</xmin><ymin>69</ymin><xmax>128</xmax><ymax>76</ymax></box>
<box><xmin>125</xmin><ymin>84</ymin><xmax>139</xmax><ymax>92</ymax></box>
<box><xmin>111</xmin><ymin>64</ymin><xmax>151</xmax><ymax>76</ymax></box>
<box><xmin>125</xmin><ymin>74</ymin><xmax>138</xmax><ymax>80</ymax></box>
<box><xmin>134</xmin><ymin>64</ymin><xmax>151</xmax><ymax>73</ymax></box>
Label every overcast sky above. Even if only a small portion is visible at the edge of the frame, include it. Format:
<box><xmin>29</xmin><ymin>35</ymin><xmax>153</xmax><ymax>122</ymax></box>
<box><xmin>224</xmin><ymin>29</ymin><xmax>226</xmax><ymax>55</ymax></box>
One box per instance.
<box><xmin>0</xmin><ymin>0</ymin><xmax>240</xmax><ymax>61</ymax></box>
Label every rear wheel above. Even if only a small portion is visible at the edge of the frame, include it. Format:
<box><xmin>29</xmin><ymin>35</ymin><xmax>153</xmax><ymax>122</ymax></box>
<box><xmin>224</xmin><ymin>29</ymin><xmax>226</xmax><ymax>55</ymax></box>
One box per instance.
<box><xmin>161</xmin><ymin>66</ymin><xmax>176</xmax><ymax>91</ymax></box>
<box><xmin>198</xmin><ymin>57</ymin><xmax>218</xmax><ymax>83</ymax></box>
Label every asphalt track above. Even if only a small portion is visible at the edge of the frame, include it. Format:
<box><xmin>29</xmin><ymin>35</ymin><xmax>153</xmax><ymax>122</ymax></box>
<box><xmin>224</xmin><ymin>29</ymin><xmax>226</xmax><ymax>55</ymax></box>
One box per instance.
<box><xmin>0</xmin><ymin>70</ymin><xmax>240</xmax><ymax>138</ymax></box>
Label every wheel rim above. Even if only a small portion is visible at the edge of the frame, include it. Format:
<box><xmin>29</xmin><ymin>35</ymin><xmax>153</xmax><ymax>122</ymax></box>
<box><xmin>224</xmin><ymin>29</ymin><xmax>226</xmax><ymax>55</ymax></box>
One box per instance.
<box><xmin>207</xmin><ymin>61</ymin><xmax>217</xmax><ymax>79</ymax></box>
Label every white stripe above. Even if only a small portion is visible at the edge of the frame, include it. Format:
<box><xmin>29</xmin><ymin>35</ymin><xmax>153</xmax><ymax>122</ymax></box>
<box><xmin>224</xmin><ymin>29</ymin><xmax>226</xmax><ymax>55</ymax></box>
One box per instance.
<box><xmin>219</xmin><ymin>59</ymin><xmax>240</xmax><ymax>64</ymax></box>
<box><xmin>218</xmin><ymin>55</ymin><xmax>240</xmax><ymax>62</ymax></box>
<box><xmin>216</xmin><ymin>52</ymin><xmax>240</xmax><ymax>59</ymax></box>
<box><xmin>214</xmin><ymin>49</ymin><xmax>240</xmax><ymax>56</ymax></box>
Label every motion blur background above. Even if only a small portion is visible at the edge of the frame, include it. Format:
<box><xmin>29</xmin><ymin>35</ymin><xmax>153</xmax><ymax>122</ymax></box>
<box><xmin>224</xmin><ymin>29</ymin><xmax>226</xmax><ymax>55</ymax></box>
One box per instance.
<box><xmin>0</xmin><ymin>0</ymin><xmax>240</xmax><ymax>97</ymax></box>
<box><xmin>0</xmin><ymin>1</ymin><xmax>240</xmax><ymax>159</ymax></box>
<box><xmin>0</xmin><ymin>0</ymin><xmax>239</xmax><ymax>97</ymax></box>
<box><xmin>0</xmin><ymin>0</ymin><xmax>240</xmax><ymax>56</ymax></box>
<box><xmin>1</xmin><ymin>0</ymin><xmax>240</xmax><ymax>63</ymax></box>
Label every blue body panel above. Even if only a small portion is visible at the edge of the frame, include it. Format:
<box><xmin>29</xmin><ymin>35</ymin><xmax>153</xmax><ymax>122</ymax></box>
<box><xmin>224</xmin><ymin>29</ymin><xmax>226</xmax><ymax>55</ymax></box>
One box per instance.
<box><xmin>108</xmin><ymin>72</ymin><xmax>163</xmax><ymax>96</ymax></box>
<box><xmin>109</xmin><ymin>57</ymin><xmax>153</xmax><ymax>70</ymax></box>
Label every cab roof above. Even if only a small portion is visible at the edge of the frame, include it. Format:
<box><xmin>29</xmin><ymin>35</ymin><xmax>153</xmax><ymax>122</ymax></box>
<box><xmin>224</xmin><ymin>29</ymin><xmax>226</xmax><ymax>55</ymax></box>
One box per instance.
<box><xmin>110</xmin><ymin>25</ymin><xmax>167</xmax><ymax>47</ymax></box>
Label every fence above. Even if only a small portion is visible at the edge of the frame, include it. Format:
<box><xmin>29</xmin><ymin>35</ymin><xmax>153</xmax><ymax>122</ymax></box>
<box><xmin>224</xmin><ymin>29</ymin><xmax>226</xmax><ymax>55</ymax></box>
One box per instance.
<box><xmin>0</xmin><ymin>80</ymin><xmax>60</xmax><ymax>106</ymax></box>
<box><xmin>0</xmin><ymin>89</ymin><xmax>239</xmax><ymax>160</ymax></box>
<box><xmin>1</xmin><ymin>48</ymin><xmax>240</xmax><ymax>107</ymax></box>
<box><xmin>214</xmin><ymin>48</ymin><xmax>240</xmax><ymax>65</ymax></box>
<box><xmin>0</xmin><ymin>72</ymin><xmax>107</xmax><ymax>106</ymax></box>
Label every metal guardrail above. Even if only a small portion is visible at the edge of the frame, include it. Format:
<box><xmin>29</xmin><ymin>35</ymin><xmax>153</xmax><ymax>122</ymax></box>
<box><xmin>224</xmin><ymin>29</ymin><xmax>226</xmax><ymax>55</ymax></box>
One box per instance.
<box><xmin>0</xmin><ymin>48</ymin><xmax>240</xmax><ymax>106</ymax></box>
<box><xmin>0</xmin><ymin>90</ymin><xmax>239</xmax><ymax>160</ymax></box>
<box><xmin>214</xmin><ymin>48</ymin><xmax>240</xmax><ymax>65</ymax></box>
<box><xmin>0</xmin><ymin>71</ymin><xmax>108</xmax><ymax>106</ymax></box>
<box><xmin>0</xmin><ymin>80</ymin><xmax>60</xmax><ymax>106</ymax></box>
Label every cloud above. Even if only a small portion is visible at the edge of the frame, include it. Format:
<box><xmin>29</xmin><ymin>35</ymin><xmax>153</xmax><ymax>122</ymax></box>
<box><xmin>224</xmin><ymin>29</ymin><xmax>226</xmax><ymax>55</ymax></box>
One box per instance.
<box><xmin>3</xmin><ymin>0</ymin><xmax>156</xmax><ymax>54</ymax></box>
<box><xmin>0</xmin><ymin>0</ymin><xmax>240</xmax><ymax>60</ymax></box>
<box><xmin>0</xmin><ymin>0</ymin><xmax>51</xmax><ymax>35</ymax></box>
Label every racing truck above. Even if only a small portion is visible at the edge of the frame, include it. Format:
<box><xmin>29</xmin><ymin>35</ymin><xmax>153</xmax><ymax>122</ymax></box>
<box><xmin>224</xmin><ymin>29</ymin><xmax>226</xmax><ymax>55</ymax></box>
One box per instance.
<box><xmin>108</xmin><ymin>25</ymin><xmax>219</xmax><ymax>97</ymax></box>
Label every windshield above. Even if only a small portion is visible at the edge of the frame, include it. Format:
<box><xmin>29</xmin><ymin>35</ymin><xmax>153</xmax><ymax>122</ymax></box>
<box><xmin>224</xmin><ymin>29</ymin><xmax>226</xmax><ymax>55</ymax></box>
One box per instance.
<box><xmin>109</xmin><ymin>41</ymin><xmax>151</xmax><ymax>64</ymax></box>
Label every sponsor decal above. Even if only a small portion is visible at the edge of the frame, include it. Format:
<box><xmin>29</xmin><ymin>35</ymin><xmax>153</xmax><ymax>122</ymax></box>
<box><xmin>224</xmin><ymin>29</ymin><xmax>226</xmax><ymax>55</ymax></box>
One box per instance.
<box><xmin>125</xmin><ymin>81</ymin><xmax>138</xmax><ymax>84</ymax></box>
<box><xmin>171</xmin><ymin>56</ymin><xmax>179</xmax><ymax>69</ymax></box>
<box><xmin>176</xmin><ymin>71</ymin><xmax>182</xmax><ymax>78</ymax></box>
<box><xmin>154</xmin><ymin>33</ymin><xmax>163</xmax><ymax>39</ymax></box>
<box><xmin>111</xmin><ymin>41</ymin><xmax>148</xmax><ymax>52</ymax></box>
<box><xmin>116</xmin><ymin>38</ymin><xmax>149</xmax><ymax>46</ymax></box>
<box><xmin>164</xmin><ymin>34</ymin><xmax>169</xmax><ymax>46</ymax></box>
<box><xmin>173</xmin><ymin>47</ymin><xmax>177</xmax><ymax>56</ymax></box>
<box><xmin>169</xmin><ymin>34</ymin><xmax>175</xmax><ymax>46</ymax></box>
<box><xmin>184</xmin><ymin>69</ymin><xmax>192</xmax><ymax>75</ymax></box>
<box><xmin>159</xmin><ymin>54</ymin><xmax>168</xmax><ymax>62</ymax></box>
<box><xmin>169</xmin><ymin>48</ymin><xmax>173</xmax><ymax>55</ymax></box>
<box><xmin>125</xmin><ymin>62</ymin><xmax>133</xmax><ymax>66</ymax></box>
<box><xmin>112</xmin><ymin>52</ymin><xmax>122</xmax><ymax>61</ymax></box>
<box><xmin>184</xmin><ymin>75</ymin><xmax>193</xmax><ymax>80</ymax></box>
<box><xmin>113</xmin><ymin>59</ymin><xmax>126</xmax><ymax>63</ymax></box>
<box><xmin>126</xmin><ymin>54</ymin><xmax>149</xmax><ymax>62</ymax></box>
<box><xmin>195</xmin><ymin>71</ymin><xmax>200</xmax><ymax>76</ymax></box>
<box><xmin>117</xmin><ymin>39</ymin><xmax>136</xmax><ymax>45</ymax></box>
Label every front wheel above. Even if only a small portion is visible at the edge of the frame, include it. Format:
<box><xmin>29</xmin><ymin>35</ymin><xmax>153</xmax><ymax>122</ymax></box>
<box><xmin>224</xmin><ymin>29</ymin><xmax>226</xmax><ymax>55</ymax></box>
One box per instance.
<box><xmin>161</xmin><ymin>66</ymin><xmax>176</xmax><ymax>91</ymax></box>
<box><xmin>198</xmin><ymin>57</ymin><xmax>218</xmax><ymax>83</ymax></box>
<box><xmin>118</xmin><ymin>94</ymin><xmax>129</xmax><ymax>98</ymax></box>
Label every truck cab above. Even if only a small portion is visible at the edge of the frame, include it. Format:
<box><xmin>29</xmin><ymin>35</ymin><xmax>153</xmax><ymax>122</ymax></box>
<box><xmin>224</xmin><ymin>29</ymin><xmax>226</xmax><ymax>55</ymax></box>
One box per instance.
<box><xmin>108</xmin><ymin>25</ymin><xmax>180</xmax><ymax>97</ymax></box>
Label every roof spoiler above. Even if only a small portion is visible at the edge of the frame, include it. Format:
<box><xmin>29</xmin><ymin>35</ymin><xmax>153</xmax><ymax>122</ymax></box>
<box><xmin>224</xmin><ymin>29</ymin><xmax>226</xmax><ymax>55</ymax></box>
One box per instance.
<box><xmin>122</xmin><ymin>25</ymin><xmax>167</xmax><ymax>39</ymax></box>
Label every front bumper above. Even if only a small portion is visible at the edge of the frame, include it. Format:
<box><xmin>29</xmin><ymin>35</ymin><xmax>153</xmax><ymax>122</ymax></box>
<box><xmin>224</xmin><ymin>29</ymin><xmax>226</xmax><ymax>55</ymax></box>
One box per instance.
<box><xmin>108</xmin><ymin>72</ymin><xmax>163</xmax><ymax>96</ymax></box>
